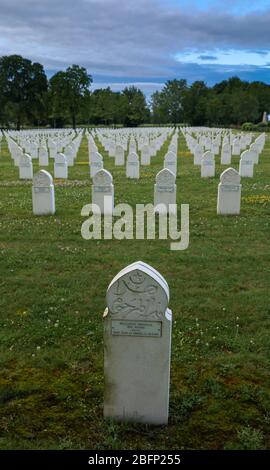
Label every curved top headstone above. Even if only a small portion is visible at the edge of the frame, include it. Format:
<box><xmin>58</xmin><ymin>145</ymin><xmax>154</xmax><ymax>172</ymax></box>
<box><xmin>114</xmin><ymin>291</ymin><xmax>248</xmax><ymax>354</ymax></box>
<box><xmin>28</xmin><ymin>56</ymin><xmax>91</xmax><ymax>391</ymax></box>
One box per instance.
<box><xmin>93</xmin><ymin>168</ymin><xmax>113</xmax><ymax>186</ymax></box>
<box><xmin>220</xmin><ymin>167</ymin><xmax>240</xmax><ymax>185</ymax></box>
<box><xmin>202</xmin><ymin>151</ymin><xmax>214</xmax><ymax>161</ymax></box>
<box><xmin>106</xmin><ymin>261</ymin><xmax>169</xmax><ymax>321</ymax></box>
<box><xmin>55</xmin><ymin>153</ymin><xmax>67</xmax><ymax>163</ymax></box>
<box><xmin>20</xmin><ymin>153</ymin><xmax>32</xmax><ymax>166</ymax></box>
<box><xmin>240</xmin><ymin>149</ymin><xmax>253</xmax><ymax>161</ymax></box>
<box><xmin>33</xmin><ymin>169</ymin><xmax>53</xmax><ymax>187</ymax></box>
<box><xmin>222</xmin><ymin>143</ymin><xmax>230</xmax><ymax>151</ymax></box>
<box><xmin>127</xmin><ymin>152</ymin><xmax>139</xmax><ymax>162</ymax></box>
<box><xmin>156</xmin><ymin>168</ymin><xmax>175</xmax><ymax>185</ymax></box>
<box><xmin>164</xmin><ymin>151</ymin><xmax>176</xmax><ymax>162</ymax></box>
<box><xmin>92</xmin><ymin>151</ymin><xmax>103</xmax><ymax>162</ymax></box>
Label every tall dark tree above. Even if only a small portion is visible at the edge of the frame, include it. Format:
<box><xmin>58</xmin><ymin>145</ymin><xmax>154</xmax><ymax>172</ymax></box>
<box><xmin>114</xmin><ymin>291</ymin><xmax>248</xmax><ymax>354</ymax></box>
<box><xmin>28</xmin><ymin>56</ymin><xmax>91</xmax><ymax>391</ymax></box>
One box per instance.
<box><xmin>162</xmin><ymin>79</ymin><xmax>187</xmax><ymax>124</ymax></box>
<box><xmin>121</xmin><ymin>86</ymin><xmax>149</xmax><ymax>126</ymax></box>
<box><xmin>183</xmin><ymin>81</ymin><xmax>208</xmax><ymax>125</ymax></box>
<box><xmin>49</xmin><ymin>65</ymin><xmax>92</xmax><ymax>129</ymax></box>
<box><xmin>151</xmin><ymin>91</ymin><xmax>169</xmax><ymax>124</ymax></box>
<box><xmin>0</xmin><ymin>55</ymin><xmax>47</xmax><ymax>129</ymax></box>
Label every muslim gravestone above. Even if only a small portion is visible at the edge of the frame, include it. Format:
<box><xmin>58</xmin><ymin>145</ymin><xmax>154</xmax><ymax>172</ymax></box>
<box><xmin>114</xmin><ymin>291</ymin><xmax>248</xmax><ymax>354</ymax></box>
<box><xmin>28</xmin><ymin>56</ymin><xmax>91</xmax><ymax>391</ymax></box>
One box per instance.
<box><xmin>217</xmin><ymin>167</ymin><xmax>241</xmax><ymax>215</ymax></box>
<box><xmin>154</xmin><ymin>168</ymin><xmax>176</xmax><ymax>214</ymax></box>
<box><xmin>104</xmin><ymin>261</ymin><xmax>172</xmax><ymax>425</ymax></box>
<box><xmin>19</xmin><ymin>153</ymin><xmax>33</xmax><ymax>180</ymax></box>
<box><xmin>92</xmin><ymin>169</ymin><xmax>114</xmax><ymax>214</ymax></box>
<box><xmin>32</xmin><ymin>170</ymin><xmax>55</xmax><ymax>215</ymax></box>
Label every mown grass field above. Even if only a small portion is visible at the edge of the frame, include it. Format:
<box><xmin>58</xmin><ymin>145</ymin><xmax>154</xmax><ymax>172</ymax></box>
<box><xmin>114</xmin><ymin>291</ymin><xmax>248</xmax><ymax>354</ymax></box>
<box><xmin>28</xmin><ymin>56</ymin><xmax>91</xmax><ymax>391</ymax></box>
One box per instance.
<box><xmin>0</xmin><ymin>131</ymin><xmax>269</xmax><ymax>450</ymax></box>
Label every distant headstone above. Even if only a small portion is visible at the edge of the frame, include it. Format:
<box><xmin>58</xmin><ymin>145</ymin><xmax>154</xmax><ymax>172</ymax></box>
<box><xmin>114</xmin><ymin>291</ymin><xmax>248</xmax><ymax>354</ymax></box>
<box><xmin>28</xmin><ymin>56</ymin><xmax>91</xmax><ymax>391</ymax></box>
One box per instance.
<box><xmin>65</xmin><ymin>145</ymin><xmax>75</xmax><ymax>166</ymax></box>
<box><xmin>194</xmin><ymin>144</ymin><xmax>203</xmax><ymax>166</ymax></box>
<box><xmin>92</xmin><ymin>169</ymin><xmax>114</xmax><ymax>214</ymax></box>
<box><xmin>129</xmin><ymin>139</ymin><xmax>136</xmax><ymax>154</ymax></box>
<box><xmin>49</xmin><ymin>140</ymin><xmax>57</xmax><ymax>159</ymax></box>
<box><xmin>164</xmin><ymin>151</ymin><xmax>177</xmax><ymax>176</ymax></box>
<box><xmin>104</xmin><ymin>261</ymin><xmax>172</xmax><ymax>425</ymax></box>
<box><xmin>30</xmin><ymin>142</ymin><xmax>39</xmax><ymax>159</ymax></box>
<box><xmin>154</xmin><ymin>168</ymin><xmax>176</xmax><ymax>214</ymax></box>
<box><xmin>239</xmin><ymin>150</ymin><xmax>254</xmax><ymax>177</ymax></box>
<box><xmin>32</xmin><ymin>170</ymin><xmax>55</xmax><ymax>215</ymax></box>
<box><xmin>19</xmin><ymin>154</ymin><xmax>33</xmax><ymax>179</ymax></box>
<box><xmin>54</xmin><ymin>153</ymin><xmax>68</xmax><ymax>179</ymax></box>
<box><xmin>221</xmin><ymin>143</ymin><xmax>231</xmax><ymax>165</ymax></box>
<box><xmin>141</xmin><ymin>145</ymin><xmax>151</xmax><ymax>166</ymax></box>
<box><xmin>115</xmin><ymin>145</ymin><xmax>125</xmax><ymax>166</ymax></box>
<box><xmin>39</xmin><ymin>145</ymin><xmax>49</xmax><ymax>166</ymax></box>
<box><xmin>232</xmin><ymin>139</ymin><xmax>240</xmax><ymax>156</ymax></box>
<box><xmin>126</xmin><ymin>152</ymin><xmax>140</xmax><ymax>179</ymax></box>
<box><xmin>90</xmin><ymin>152</ymin><xmax>103</xmax><ymax>177</ymax></box>
<box><xmin>201</xmin><ymin>151</ymin><xmax>215</xmax><ymax>177</ymax></box>
<box><xmin>108</xmin><ymin>141</ymin><xmax>115</xmax><ymax>158</ymax></box>
<box><xmin>217</xmin><ymin>168</ymin><xmax>241</xmax><ymax>215</ymax></box>
<box><xmin>249</xmin><ymin>142</ymin><xmax>260</xmax><ymax>164</ymax></box>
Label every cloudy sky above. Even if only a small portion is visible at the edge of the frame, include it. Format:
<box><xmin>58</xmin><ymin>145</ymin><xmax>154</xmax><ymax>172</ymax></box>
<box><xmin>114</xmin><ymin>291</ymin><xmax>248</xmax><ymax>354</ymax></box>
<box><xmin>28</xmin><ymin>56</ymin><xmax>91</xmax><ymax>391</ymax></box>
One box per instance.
<box><xmin>0</xmin><ymin>0</ymin><xmax>270</xmax><ymax>96</ymax></box>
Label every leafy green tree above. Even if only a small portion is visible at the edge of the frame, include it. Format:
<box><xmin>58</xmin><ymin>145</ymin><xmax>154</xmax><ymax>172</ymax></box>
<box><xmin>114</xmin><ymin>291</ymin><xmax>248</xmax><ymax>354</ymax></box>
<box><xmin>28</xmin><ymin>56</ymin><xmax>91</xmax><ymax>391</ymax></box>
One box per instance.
<box><xmin>0</xmin><ymin>54</ymin><xmax>47</xmax><ymax>129</ymax></box>
<box><xmin>151</xmin><ymin>91</ymin><xmax>169</xmax><ymax>124</ymax></box>
<box><xmin>121</xmin><ymin>86</ymin><xmax>149</xmax><ymax>126</ymax></box>
<box><xmin>162</xmin><ymin>79</ymin><xmax>187</xmax><ymax>124</ymax></box>
<box><xmin>205</xmin><ymin>94</ymin><xmax>227</xmax><ymax>125</ymax></box>
<box><xmin>183</xmin><ymin>81</ymin><xmax>208</xmax><ymax>125</ymax></box>
<box><xmin>248</xmin><ymin>81</ymin><xmax>270</xmax><ymax>118</ymax></box>
<box><xmin>49</xmin><ymin>65</ymin><xmax>92</xmax><ymax>128</ymax></box>
<box><xmin>230</xmin><ymin>92</ymin><xmax>260</xmax><ymax>125</ymax></box>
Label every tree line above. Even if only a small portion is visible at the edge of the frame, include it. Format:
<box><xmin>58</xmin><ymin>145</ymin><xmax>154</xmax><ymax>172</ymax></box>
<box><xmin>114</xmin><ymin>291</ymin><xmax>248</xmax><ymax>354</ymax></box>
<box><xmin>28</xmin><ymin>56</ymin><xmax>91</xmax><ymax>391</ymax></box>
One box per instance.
<box><xmin>0</xmin><ymin>55</ymin><xmax>269</xmax><ymax>129</ymax></box>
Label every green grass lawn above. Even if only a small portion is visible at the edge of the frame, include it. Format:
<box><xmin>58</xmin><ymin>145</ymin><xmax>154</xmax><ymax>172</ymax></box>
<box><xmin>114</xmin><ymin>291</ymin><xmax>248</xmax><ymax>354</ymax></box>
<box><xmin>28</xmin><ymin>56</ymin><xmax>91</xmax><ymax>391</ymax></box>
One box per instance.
<box><xmin>0</xmin><ymin>132</ymin><xmax>269</xmax><ymax>450</ymax></box>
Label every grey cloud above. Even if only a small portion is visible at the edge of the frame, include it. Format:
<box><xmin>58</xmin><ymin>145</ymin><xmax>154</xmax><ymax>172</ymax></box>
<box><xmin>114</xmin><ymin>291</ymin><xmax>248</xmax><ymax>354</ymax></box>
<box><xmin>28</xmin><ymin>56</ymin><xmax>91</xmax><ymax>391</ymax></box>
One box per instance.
<box><xmin>0</xmin><ymin>0</ymin><xmax>269</xmax><ymax>80</ymax></box>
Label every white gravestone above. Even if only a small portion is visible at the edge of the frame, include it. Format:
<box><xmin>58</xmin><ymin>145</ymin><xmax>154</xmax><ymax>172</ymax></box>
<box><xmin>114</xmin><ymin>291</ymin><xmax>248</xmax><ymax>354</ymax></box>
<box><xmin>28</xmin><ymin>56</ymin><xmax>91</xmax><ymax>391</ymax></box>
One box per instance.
<box><xmin>141</xmin><ymin>145</ymin><xmax>151</xmax><ymax>166</ymax></box>
<box><xmin>104</xmin><ymin>261</ymin><xmax>172</xmax><ymax>425</ymax></box>
<box><xmin>65</xmin><ymin>145</ymin><xmax>75</xmax><ymax>166</ymax></box>
<box><xmin>239</xmin><ymin>150</ymin><xmax>254</xmax><ymax>178</ymax></box>
<box><xmin>90</xmin><ymin>152</ymin><xmax>103</xmax><ymax>178</ymax></box>
<box><xmin>32</xmin><ymin>170</ymin><xmax>55</xmax><ymax>216</ymax></box>
<box><xmin>49</xmin><ymin>141</ymin><xmax>57</xmax><ymax>159</ymax></box>
<box><xmin>115</xmin><ymin>145</ymin><xmax>125</xmax><ymax>166</ymax></box>
<box><xmin>126</xmin><ymin>152</ymin><xmax>140</xmax><ymax>179</ymax></box>
<box><xmin>39</xmin><ymin>145</ymin><xmax>49</xmax><ymax>166</ymax></box>
<box><xmin>54</xmin><ymin>153</ymin><xmax>68</xmax><ymax>179</ymax></box>
<box><xmin>92</xmin><ymin>169</ymin><xmax>114</xmax><ymax>215</ymax></box>
<box><xmin>164</xmin><ymin>151</ymin><xmax>177</xmax><ymax>176</ymax></box>
<box><xmin>221</xmin><ymin>143</ymin><xmax>231</xmax><ymax>165</ymax></box>
<box><xmin>108</xmin><ymin>142</ymin><xmax>116</xmax><ymax>158</ymax></box>
<box><xmin>250</xmin><ymin>142</ymin><xmax>260</xmax><ymax>164</ymax></box>
<box><xmin>30</xmin><ymin>142</ymin><xmax>39</xmax><ymax>159</ymax></box>
<box><xmin>217</xmin><ymin>168</ymin><xmax>241</xmax><ymax>215</ymax></box>
<box><xmin>201</xmin><ymin>151</ymin><xmax>215</xmax><ymax>178</ymax></box>
<box><xmin>154</xmin><ymin>168</ymin><xmax>176</xmax><ymax>214</ymax></box>
<box><xmin>194</xmin><ymin>144</ymin><xmax>203</xmax><ymax>166</ymax></box>
<box><xmin>232</xmin><ymin>139</ymin><xmax>240</xmax><ymax>155</ymax></box>
<box><xmin>129</xmin><ymin>139</ymin><xmax>136</xmax><ymax>154</ymax></box>
<box><xmin>19</xmin><ymin>154</ymin><xmax>33</xmax><ymax>180</ymax></box>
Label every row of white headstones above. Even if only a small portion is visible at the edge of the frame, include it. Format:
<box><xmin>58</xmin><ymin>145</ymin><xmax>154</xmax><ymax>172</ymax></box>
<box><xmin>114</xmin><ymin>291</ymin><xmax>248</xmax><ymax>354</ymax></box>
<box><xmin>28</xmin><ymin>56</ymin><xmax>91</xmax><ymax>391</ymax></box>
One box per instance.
<box><xmin>30</xmin><ymin>165</ymin><xmax>244</xmax><ymax>216</ymax></box>
<box><xmin>5</xmin><ymin>129</ymin><xmax>84</xmax><ymax>180</ymax></box>
<box><xmin>184</xmin><ymin>128</ymin><xmax>265</xmax><ymax>178</ymax></box>
<box><xmin>3</xmin><ymin>127</ymin><xmax>266</xmax><ymax>216</ymax></box>
<box><xmin>18</xmin><ymin>127</ymin><xmax>179</xmax><ymax>213</ymax></box>
<box><xmin>6</xmin><ymin>127</ymin><xmax>176</xmax><ymax>180</ymax></box>
<box><xmin>87</xmin><ymin>129</ymin><xmax>178</xmax><ymax>178</ymax></box>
